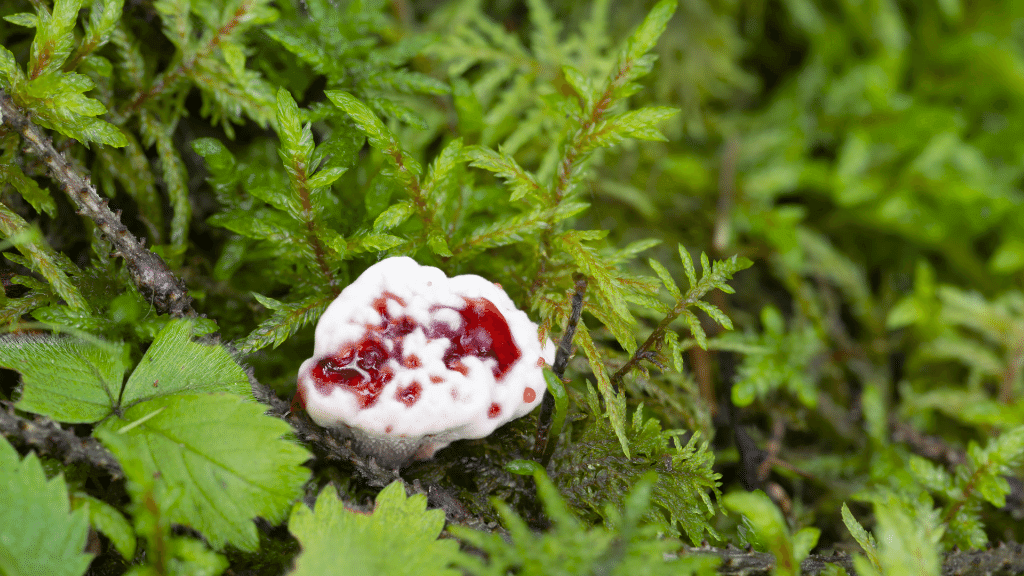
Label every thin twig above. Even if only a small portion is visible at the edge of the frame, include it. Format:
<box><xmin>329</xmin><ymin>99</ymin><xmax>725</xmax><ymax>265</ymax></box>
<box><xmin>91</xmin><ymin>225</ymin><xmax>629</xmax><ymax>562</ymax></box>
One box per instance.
<box><xmin>0</xmin><ymin>401</ymin><xmax>124</xmax><ymax>480</ymax></box>
<box><xmin>0</xmin><ymin>89</ymin><xmax>194</xmax><ymax>317</ymax></box>
<box><xmin>533</xmin><ymin>274</ymin><xmax>587</xmax><ymax>466</ymax></box>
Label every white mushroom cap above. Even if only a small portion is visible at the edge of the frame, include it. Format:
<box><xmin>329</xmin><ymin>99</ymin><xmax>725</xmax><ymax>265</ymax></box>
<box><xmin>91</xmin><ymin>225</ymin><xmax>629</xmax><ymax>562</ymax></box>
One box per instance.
<box><xmin>296</xmin><ymin>256</ymin><xmax>555</xmax><ymax>467</ymax></box>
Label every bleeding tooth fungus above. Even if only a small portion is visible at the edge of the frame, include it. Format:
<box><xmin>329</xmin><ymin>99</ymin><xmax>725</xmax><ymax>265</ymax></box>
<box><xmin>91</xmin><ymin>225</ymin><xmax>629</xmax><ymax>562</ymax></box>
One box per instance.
<box><xmin>296</xmin><ymin>257</ymin><xmax>555</xmax><ymax>467</ymax></box>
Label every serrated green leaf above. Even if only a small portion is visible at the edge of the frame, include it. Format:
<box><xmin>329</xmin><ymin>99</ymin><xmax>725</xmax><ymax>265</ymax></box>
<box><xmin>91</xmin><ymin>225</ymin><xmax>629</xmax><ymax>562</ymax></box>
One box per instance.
<box><xmin>325</xmin><ymin>91</ymin><xmax>422</xmax><ymax>179</ymax></box>
<box><xmin>222</xmin><ymin>41</ymin><xmax>246</xmax><ymax>78</ymax></box>
<box><xmin>95</xmin><ymin>393</ymin><xmax>311</xmax><ymax>552</ymax></box>
<box><xmin>276</xmin><ymin>87</ymin><xmax>308</xmax><ymax>159</ymax></box>
<box><xmin>0</xmin><ymin>204</ymin><xmax>88</xmax><ymax>309</ymax></box>
<box><xmin>358</xmin><ymin>232</ymin><xmax>405</xmax><ymax>252</ymax></box>
<box><xmin>423</xmin><ymin>138</ymin><xmax>464</xmax><ymax>199</ymax></box>
<box><xmin>239</xmin><ymin>293</ymin><xmax>332</xmax><ymax>353</ymax></box>
<box><xmin>621</xmin><ymin>0</ymin><xmax>676</xmax><ymax>69</ymax></box>
<box><xmin>683</xmin><ymin>309</ymin><xmax>707</xmax><ymax>350</ymax></box>
<box><xmin>428</xmin><ymin>231</ymin><xmax>453</xmax><ymax>257</ymax></box>
<box><xmin>464</xmin><ymin>145</ymin><xmax>542</xmax><ymax>201</ymax></box>
<box><xmin>582</xmin><ymin>107</ymin><xmax>679</xmax><ymax>152</ymax></box>
<box><xmin>679</xmin><ymin>244</ymin><xmax>697</xmax><ymax>287</ymax></box>
<box><xmin>723</xmin><ymin>490</ymin><xmax>813</xmax><ymax>576</ymax></box>
<box><xmin>4</xmin><ymin>13</ymin><xmax>38</xmax><ymax>28</ymax></box>
<box><xmin>120</xmin><ymin>319</ymin><xmax>250</xmax><ymax>408</ymax></box>
<box><xmin>0</xmin><ymin>436</ymin><xmax>93</xmax><ymax>576</ymax></box>
<box><xmin>0</xmin><ymin>334</ymin><xmax>124</xmax><ymax>423</ymax></box>
<box><xmin>693</xmin><ymin>300</ymin><xmax>733</xmax><ymax>330</ymax></box>
<box><xmin>576</xmin><ymin>322</ymin><xmax>629</xmax><ymax>458</ymax></box>
<box><xmin>373</xmin><ymin>201</ymin><xmax>416</xmax><ymax>231</ymax></box>
<box><xmin>869</xmin><ymin>499</ymin><xmax>942</xmax><ymax>576</ymax></box>
<box><xmin>71</xmin><ymin>492</ymin><xmax>136</xmax><ymax>559</ymax></box>
<box><xmin>0</xmin><ymin>45</ymin><xmax>25</xmax><ymax>87</ymax></box>
<box><xmin>0</xmin><ymin>163</ymin><xmax>56</xmax><ymax>217</ymax></box>
<box><xmin>289</xmin><ymin>482</ymin><xmax>460</xmax><ymax>576</ymax></box>
<box><xmin>841</xmin><ymin>504</ymin><xmax>880</xmax><ymax>572</ymax></box>
<box><xmin>649</xmin><ymin>258</ymin><xmax>681</xmax><ymax>300</ymax></box>
<box><xmin>306</xmin><ymin>166</ymin><xmax>347</xmax><ymax>190</ymax></box>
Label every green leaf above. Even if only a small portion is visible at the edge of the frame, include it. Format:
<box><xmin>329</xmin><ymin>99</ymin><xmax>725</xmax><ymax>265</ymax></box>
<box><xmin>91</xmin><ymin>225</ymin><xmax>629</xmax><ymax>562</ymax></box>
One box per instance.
<box><xmin>0</xmin><ymin>203</ymin><xmax>88</xmax><ymax>310</ymax></box>
<box><xmin>648</xmin><ymin>258</ymin><xmax>681</xmax><ymax>300</ymax></box>
<box><xmin>464</xmin><ymin>145</ymin><xmax>543</xmax><ymax>201</ymax></box>
<box><xmin>120</xmin><ymin>319</ymin><xmax>251</xmax><ymax>408</ymax></box>
<box><xmin>373</xmin><ymin>201</ymin><xmax>416</xmax><ymax>231</ymax></box>
<box><xmin>288</xmin><ymin>482</ymin><xmax>460</xmax><ymax>576</ymax></box>
<box><xmin>428</xmin><ymin>231</ymin><xmax>453</xmax><ymax>257</ymax></box>
<box><xmin>423</xmin><ymin>137</ymin><xmax>464</xmax><ymax>200</ymax></box>
<box><xmin>306</xmin><ymin>166</ymin><xmax>347</xmax><ymax>190</ymax></box>
<box><xmin>842</xmin><ymin>503</ymin><xmax>879</xmax><ymax>572</ymax></box>
<box><xmin>0</xmin><ymin>163</ymin><xmax>56</xmax><ymax>217</ymax></box>
<box><xmin>679</xmin><ymin>245</ymin><xmax>697</xmax><ymax>287</ymax></box>
<box><xmin>356</xmin><ymin>232</ymin><xmax>406</xmax><ymax>252</ymax></box>
<box><xmin>71</xmin><ymin>492</ymin><xmax>137</xmax><ymax>560</ymax></box>
<box><xmin>582</xmin><ymin>107</ymin><xmax>680</xmax><ymax>152</ymax></box>
<box><xmin>865</xmin><ymin>498</ymin><xmax>942</xmax><ymax>576</ymax></box>
<box><xmin>239</xmin><ymin>293</ymin><xmax>332</xmax><ymax>353</ymax></box>
<box><xmin>325</xmin><ymin>90</ymin><xmax>422</xmax><ymax>181</ymax></box>
<box><xmin>94</xmin><ymin>393</ymin><xmax>311</xmax><ymax>552</ymax></box>
<box><xmin>621</xmin><ymin>0</ymin><xmax>676</xmax><ymax>70</ymax></box>
<box><xmin>1</xmin><ymin>333</ymin><xmax>124</xmax><ymax>423</ymax></box>
<box><xmin>0</xmin><ymin>436</ymin><xmax>93</xmax><ymax>576</ymax></box>
<box><xmin>723</xmin><ymin>490</ymin><xmax>816</xmax><ymax>576</ymax></box>
<box><xmin>576</xmin><ymin>322</ymin><xmax>630</xmax><ymax>458</ymax></box>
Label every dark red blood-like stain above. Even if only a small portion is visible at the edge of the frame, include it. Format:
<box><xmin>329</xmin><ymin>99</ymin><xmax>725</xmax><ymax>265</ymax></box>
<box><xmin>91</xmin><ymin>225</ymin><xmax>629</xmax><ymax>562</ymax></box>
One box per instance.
<box><xmin>523</xmin><ymin>387</ymin><xmax>536</xmax><ymax>402</ymax></box>
<box><xmin>310</xmin><ymin>343</ymin><xmax>390</xmax><ymax>409</ymax></box>
<box><xmin>488</xmin><ymin>403</ymin><xmax>501</xmax><ymax>418</ymax></box>
<box><xmin>396</xmin><ymin>382</ymin><xmax>422</xmax><ymax>407</ymax></box>
<box><xmin>308</xmin><ymin>292</ymin><xmax>523</xmax><ymax>410</ymax></box>
<box><xmin>428</xmin><ymin>298</ymin><xmax>521</xmax><ymax>380</ymax></box>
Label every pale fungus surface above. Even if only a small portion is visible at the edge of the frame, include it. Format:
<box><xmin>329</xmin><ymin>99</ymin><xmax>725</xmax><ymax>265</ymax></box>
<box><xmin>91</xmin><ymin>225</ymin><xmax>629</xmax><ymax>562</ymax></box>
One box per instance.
<box><xmin>296</xmin><ymin>257</ymin><xmax>555</xmax><ymax>467</ymax></box>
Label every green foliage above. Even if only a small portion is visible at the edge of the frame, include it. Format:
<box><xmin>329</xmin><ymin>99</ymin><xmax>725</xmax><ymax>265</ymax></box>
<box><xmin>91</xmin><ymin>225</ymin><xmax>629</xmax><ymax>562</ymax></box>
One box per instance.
<box><xmin>2</xmin><ymin>319</ymin><xmax>248</xmax><ymax>422</ymax></box>
<box><xmin>71</xmin><ymin>492</ymin><xmax>137</xmax><ymax>560</ymax></box>
<box><xmin>0</xmin><ymin>0</ymin><xmax>127</xmax><ymax>147</ymax></box>
<box><xmin>909</xmin><ymin>425</ymin><xmax>1024</xmax><ymax>549</ymax></box>
<box><xmin>452</xmin><ymin>464</ymin><xmax>720</xmax><ymax>576</ymax></box>
<box><xmin>725</xmin><ymin>305</ymin><xmax>821</xmax><ymax>408</ymax></box>
<box><xmin>843</xmin><ymin>497</ymin><xmax>943</xmax><ymax>576</ymax></box>
<box><xmin>552</xmin><ymin>392</ymin><xmax>721</xmax><ymax>545</ymax></box>
<box><xmin>0</xmin><ymin>436</ymin><xmax>93</xmax><ymax>576</ymax></box>
<box><xmin>723</xmin><ymin>490</ymin><xmax>820</xmax><ymax>576</ymax></box>
<box><xmin>95</xmin><ymin>393</ymin><xmax>310</xmax><ymax>551</ymax></box>
<box><xmin>9</xmin><ymin>0</ymin><xmax>1024</xmax><ymax>571</ymax></box>
<box><xmin>288</xmin><ymin>481</ymin><xmax>460</xmax><ymax>576</ymax></box>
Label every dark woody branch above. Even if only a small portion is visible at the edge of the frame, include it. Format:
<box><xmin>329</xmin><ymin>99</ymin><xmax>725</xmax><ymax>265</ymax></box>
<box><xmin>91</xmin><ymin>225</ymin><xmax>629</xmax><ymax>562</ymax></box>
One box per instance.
<box><xmin>0</xmin><ymin>89</ymin><xmax>193</xmax><ymax>317</ymax></box>
<box><xmin>0</xmin><ymin>401</ymin><xmax>124</xmax><ymax>480</ymax></box>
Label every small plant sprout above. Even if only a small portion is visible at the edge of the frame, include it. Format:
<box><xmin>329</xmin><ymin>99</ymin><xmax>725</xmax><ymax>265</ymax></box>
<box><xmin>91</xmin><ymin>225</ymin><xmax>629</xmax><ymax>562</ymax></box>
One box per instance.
<box><xmin>296</xmin><ymin>257</ymin><xmax>556</xmax><ymax>467</ymax></box>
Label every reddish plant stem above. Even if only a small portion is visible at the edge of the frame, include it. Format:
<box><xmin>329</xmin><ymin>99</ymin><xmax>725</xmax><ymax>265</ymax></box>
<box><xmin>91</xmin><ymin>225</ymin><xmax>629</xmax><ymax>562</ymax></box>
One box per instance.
<box><xmin>122</xmin><ymin>0</ymin><xmax>254</xmax><ymax>116</ymax></box>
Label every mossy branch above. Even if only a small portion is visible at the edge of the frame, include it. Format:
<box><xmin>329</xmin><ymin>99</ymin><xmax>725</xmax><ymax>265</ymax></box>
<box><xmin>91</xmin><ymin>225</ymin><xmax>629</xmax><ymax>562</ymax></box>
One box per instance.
<box><xmin>0</xmin><ymin>89</ymin><xmax>193</xmax><ymax>317</ymax></box>
<box><xmin>0</xmin><ymin>401</ymin><xmax>124</xmax><ymax>480</ymax></box>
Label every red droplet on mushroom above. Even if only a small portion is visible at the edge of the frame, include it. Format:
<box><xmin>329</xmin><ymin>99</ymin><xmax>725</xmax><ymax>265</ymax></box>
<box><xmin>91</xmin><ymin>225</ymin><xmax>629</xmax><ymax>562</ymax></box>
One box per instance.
<box><xmin>488</xmin><ymin>403</ymin><xmax>501</xmax><ymax>418</ymax></box>
<box><xmin>396</xmin><ymin>382</ymin><xmax>422</xmax><ymax>407</ymax></box>
<box><xmin>403</xmin><ymin>354</ymin><xmax>421</xmax><ymax>368</ymax></box>
<box><xmin>523</xmin><ymin>387</ymin><xmax>536</xmax><ymax>403</ymax></box>
<box><xmin>430</xmin><ymin>375</ymin><xmax>444</xmax><ymax>384</ymax></box>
